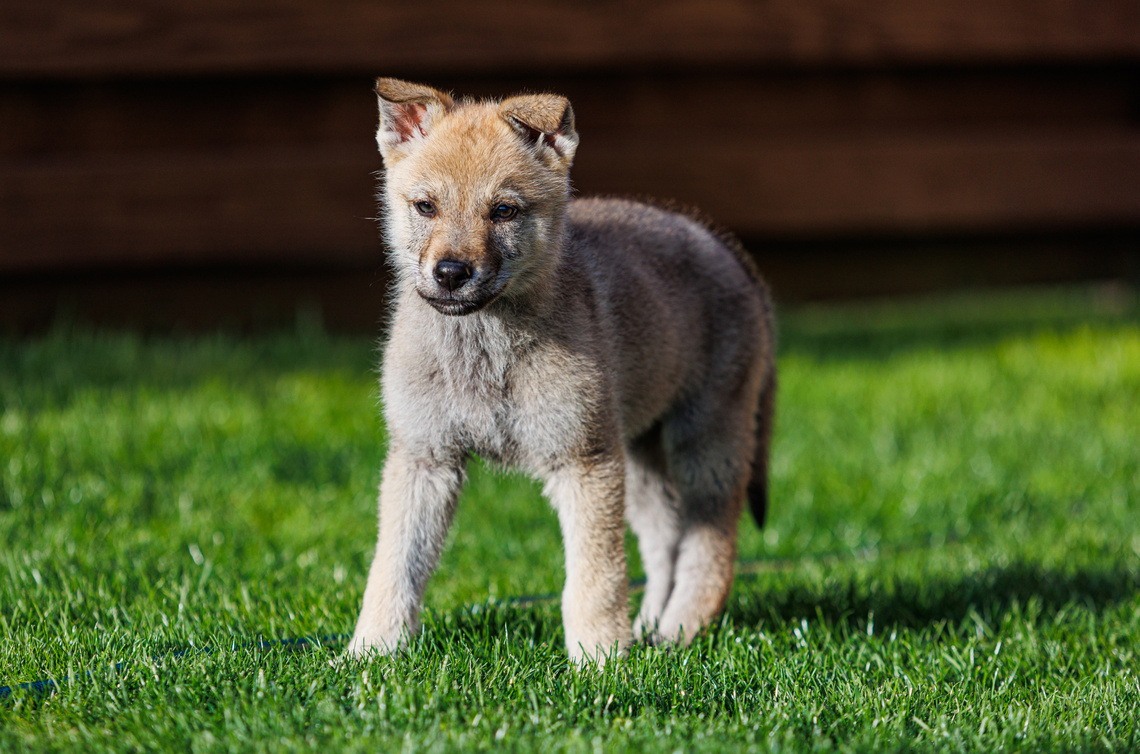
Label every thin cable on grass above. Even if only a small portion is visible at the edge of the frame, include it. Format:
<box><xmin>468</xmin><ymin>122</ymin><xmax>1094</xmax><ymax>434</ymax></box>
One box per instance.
<box><xmin>0</xmin><ymin>636</ymin><xmax>348</xmax><ymax>701</ymax></box>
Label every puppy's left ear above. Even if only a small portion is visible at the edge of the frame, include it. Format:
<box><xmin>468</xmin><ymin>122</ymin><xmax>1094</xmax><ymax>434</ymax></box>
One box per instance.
<box><xmin>500</xmin><ymin>94</ymin><xmax>578</xmax><ymax>171</ymax></box>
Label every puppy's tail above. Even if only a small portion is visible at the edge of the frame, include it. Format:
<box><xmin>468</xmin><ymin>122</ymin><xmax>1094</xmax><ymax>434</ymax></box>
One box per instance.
<box><xmin>747</xmin><ymin>366</ymin><xmax>776</xmax><ymax>529</ymax></box>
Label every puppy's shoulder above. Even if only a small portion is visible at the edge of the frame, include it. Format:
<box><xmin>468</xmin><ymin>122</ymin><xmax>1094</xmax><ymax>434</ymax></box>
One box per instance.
<box><xmin>566</xmin><ymin>196</ymin><xmax>764</xmax><ymax>292</ymax></box>
<box><xmin>567</xmin><ymin>196</ymin><xmax>693</xmax><ymax>236</ymax></box>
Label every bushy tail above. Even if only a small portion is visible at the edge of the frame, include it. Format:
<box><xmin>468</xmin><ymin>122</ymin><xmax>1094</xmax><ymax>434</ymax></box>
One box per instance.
<box><xmin>747</xmin><ymin>368</ymin><xmax>776</xmax><ymax>529</ymax></box>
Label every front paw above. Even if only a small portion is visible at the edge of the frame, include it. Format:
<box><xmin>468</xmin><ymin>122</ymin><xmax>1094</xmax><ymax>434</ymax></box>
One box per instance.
<box><xmin>345</xmin><ymin>627</ymin><xmax>404</xmax><ymax>659</ymax></box>
<box><xmin>567</xmin><ymin>636</ymin><xmax>631</xmax><ymax>667</ymax></box>
<box><xmin>563</xmin><ymin>595</ymin><xmax>633</xmax><ymax>666</ymax></box>
<box><xmin>565</xmin><ymin>613</ymin><xmax>632</xmax><ymax>666</ymax></box>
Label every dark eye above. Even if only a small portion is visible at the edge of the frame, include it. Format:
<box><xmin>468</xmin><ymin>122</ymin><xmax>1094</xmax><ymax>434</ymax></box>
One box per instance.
<box><xmin>413</xmin><ymin>200</ymin><xmax>436</xmax><ymax>218</ymax></box>
<box><xmin>490</xmin><ymin>204</ymin><xmax>518</xmax><ymax>222</ymax></box>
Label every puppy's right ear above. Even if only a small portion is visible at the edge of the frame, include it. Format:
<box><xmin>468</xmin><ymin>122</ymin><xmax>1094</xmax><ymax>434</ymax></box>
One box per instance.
<box><xmin>374</xmin><ymin>78</ymin><xmax>454</xmax><ymax>163</ymax></box>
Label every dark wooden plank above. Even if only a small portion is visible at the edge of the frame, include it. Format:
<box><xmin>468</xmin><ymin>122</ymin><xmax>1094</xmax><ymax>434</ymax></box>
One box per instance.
<box><xmin>4</xmin><ymin>130</ymin><xmax>1139</xmax><ymax>273</ymax></box>
<box><xmin>5</xmin><ymin>69</ymin><xmax>1136</xmax><ymax>156</ymax></box>
<box><xmin>0</xmin><ymin>268</ymin><xmax>391</xmax><ymax>334</ymax></box>
<box><xmin>4</xmin><ymin>246</ymin><xmax>1136</xmax><ymax>334</ymax></box>
<box><xmin>2</xmin><ymin>0</ymin><xmax>1138</xmax><ymax>79</ymax></box>
<box><xmin>0</xmin><ymin>147</ymin><xmax>382</xmax><ymax>270</ymax></box>
<box><xmin>576</xmin><ymin>130</ymin><xmax>1140</xmax><ymax>235</ymax></box>
<box><xmin>0</xmin><ymin>78</ymin><xmax>375</xmax><ymax>157</ymax></box>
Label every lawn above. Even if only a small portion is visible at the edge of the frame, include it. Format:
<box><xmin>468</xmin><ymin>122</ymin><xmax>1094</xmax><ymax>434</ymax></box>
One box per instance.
<box><xmin>2</xmin><ymin>286</ymin><xmax>1138</xmax><ymax>752</ymax></box>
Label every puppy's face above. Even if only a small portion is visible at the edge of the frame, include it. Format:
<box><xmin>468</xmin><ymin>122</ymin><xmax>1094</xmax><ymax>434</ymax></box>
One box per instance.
<box><xmin>374</xmin><ymin>81</ymin><xmax>578</xmax><ymax>315</ymax></box>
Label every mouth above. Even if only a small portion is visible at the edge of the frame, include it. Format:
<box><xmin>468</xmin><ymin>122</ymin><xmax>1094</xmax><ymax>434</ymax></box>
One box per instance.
<box><xmin>418</xmin><ymin>293</ymin><xmax>494</xmax><ymax>316</ymax></box>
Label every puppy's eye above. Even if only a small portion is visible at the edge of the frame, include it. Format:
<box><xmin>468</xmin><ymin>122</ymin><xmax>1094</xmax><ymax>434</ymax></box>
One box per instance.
<box><xmin>490</xmin><ymin>204</ymin><xmax>518</xmax><ymax>222</ymax></box>
<box><xmin>413</xmin><ymin>200</ymin><xmax>436</xmax><ymax>218</ymax></box>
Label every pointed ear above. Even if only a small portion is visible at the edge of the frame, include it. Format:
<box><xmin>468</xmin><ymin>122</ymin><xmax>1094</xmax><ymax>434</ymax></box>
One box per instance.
<box><xmin>499</xmin><ymin>94</ymin><xmax>578</xmax><ymax>171</ymax></box>
<box><xmin>374</xmin><ymin>78</ymin><xmax>454</xmax><ymax>162</ymax></box>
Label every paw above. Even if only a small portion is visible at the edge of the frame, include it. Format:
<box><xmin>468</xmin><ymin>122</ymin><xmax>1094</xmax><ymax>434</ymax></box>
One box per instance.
<box><xmin>567</xmin><ymin>637</ymin><xmax>630</xmax><ymax>667</ymax></box>
<box><xmin>632</xmin><ymin>614</ymin><xmax>661</xmax><ymax>644</ymax></box>
<box><xmin>345</xmin><ymin>628</ymin><xmax>404</xmax><ymax>659</ymax></box>
<box><xmin>563</xmin><ymin>598</ymin><xmax>633</xmax><ymax>666</ymax></box>
<box><xmin>651</xmin><ymin>615</ymin><xmax>703</xmax><ymax>647</ymax></box>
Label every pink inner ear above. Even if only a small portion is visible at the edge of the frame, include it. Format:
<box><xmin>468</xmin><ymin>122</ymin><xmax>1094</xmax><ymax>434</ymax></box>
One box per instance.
<box><xmin>391</xmin><ymin>102</ymin><xmax>428</xmax><ymax>142</ymax></box>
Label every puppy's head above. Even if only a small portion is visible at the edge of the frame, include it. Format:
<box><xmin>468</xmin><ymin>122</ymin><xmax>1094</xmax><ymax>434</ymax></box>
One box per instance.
<box><xmin>374</xmin><ymin>78</ymin><xmax>578</xmax><ymax>316</ymax></box>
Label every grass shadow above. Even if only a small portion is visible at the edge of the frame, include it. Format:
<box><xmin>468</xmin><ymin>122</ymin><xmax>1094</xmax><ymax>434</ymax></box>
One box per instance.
<box><xmin>728</xmin><ymin>558</ymin><xmax>1140</xmax><ymax>633</ymax></box>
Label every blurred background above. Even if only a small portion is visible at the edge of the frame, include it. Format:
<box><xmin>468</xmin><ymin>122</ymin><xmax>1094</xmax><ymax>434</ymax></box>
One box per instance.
<box><xmin>2</xmin><ymin>0</ymin><xmax>1139</xmax><ymax>332</ymax></box>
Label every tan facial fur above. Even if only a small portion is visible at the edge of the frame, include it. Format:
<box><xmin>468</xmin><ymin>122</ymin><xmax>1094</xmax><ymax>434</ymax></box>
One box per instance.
<box><xmin>351</xmin><ymin>78</ymin><xmax>777</xmax><ymax>664</ymax></box>
<box><xmin>375</xmin><ymin>80</ymin><xmax>577</xmax><ymax>316</ymax></box>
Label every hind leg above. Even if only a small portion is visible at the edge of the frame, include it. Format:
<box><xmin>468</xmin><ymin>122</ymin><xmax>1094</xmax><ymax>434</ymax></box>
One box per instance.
<box><xmin>624</xmin><ymin>440</ymin><xmax>682</xmax><ymax>641</ymax></box>
<box><xmin>655</xmin><ymin>514</ymin><xmax>741</xmax><ymax>644</ymax></box>
<box><xmin>654</xmin><ymin>406</ymin><xmax>756</xmax><ymax>644</ymax></box>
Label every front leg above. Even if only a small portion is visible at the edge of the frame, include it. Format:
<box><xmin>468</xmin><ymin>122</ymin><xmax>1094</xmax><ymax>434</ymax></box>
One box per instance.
<box><xmin>349</xmin><ymin>445</ymin><xmax>464</xmax><ymax>657</ymax></box>
<box><xmin>543</xmin><ymin>453</ymin><xmax>632</xmax><ymax>664</ymax></box>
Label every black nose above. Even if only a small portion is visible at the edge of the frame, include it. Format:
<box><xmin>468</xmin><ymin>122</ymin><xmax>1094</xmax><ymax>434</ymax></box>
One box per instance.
<box><xmin>433</xmin><ymin>260</ymin><xmax>473</xmax><ymax>292</ymax></box>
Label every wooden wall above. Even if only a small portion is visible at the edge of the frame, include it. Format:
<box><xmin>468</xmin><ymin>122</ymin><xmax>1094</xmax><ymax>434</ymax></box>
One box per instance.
<box><xmin>2</xmin><ymin>1</ymin><xmax>1139</xmax><ymax>328</ymax></box>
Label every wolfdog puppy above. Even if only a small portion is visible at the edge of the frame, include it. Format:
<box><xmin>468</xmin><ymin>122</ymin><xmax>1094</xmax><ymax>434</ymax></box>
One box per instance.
<box><xmin>349</xmin><ymin>78</ymin><xmax>776</xmax><ymax>663</ymax></box>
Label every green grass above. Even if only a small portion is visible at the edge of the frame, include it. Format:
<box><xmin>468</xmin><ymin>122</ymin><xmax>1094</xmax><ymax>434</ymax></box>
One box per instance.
<box><xmin>2</xmin><ymin>285</ymin><xmax>1139</xmax><ymax>752</ymax></box>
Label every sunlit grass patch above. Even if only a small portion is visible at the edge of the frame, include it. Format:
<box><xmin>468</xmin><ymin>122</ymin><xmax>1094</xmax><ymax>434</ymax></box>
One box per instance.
<box><xmin>2</xmin><ymin>286</ymin><xmax>1138</xmax><ymax>752</ymax></box>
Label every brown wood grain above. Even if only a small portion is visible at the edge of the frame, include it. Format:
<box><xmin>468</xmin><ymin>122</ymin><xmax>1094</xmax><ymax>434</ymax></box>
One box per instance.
<box><xmin>0</xmin><ymin>148</ymin><xmax>381</xmax><ymax>271</ymax></box>
<box><xmin>577</xmin><ymin>130</ymin><xmax>1140</xmax><ymax>234</ymax></box>
<box><xmin>2</xmin><ymin>0</ymin><xmax>1138</xmax><ymax>79</ymax></box>
<box><xmin>5</xmin><ymin>69</ymin><xmax>1136</xmax><ymax>156</ymax></box>
<box><xmin>5</xmin><ymin>247</ymin><xmax>1136</xmax><ymax>334</ymax></box>
<box><xmin>4</xmin><ymin>130</ymin><xmax>1138</xmax><ymax>273</ymax></box>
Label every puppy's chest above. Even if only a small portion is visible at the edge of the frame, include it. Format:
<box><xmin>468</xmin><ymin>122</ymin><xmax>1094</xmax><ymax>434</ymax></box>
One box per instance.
<box><xmin>386</xmin><ymin>334</ymin><xmax>592</xmax><ymax>469</ymax></box>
